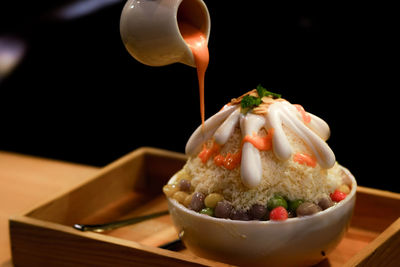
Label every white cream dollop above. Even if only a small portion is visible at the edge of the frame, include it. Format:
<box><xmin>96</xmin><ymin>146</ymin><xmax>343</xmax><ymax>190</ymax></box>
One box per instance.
<box><xmin>214</xmin><ymin>107</ymin><xmax>241</xmax><ymax>145</ymax></box>
<box><xmin>266</xmin><ymin>101</ymin><xmax>335</xmax><ymax>169</ymax></box>
<box><xmin>185</xmin><ymin>104</ymin><xmax>237</xmax><ymax>155</ymax></box>
<box><xmin>240</xmin><ymin>113</ymin><xmax>265</xmax><ymax>188</ymax></box>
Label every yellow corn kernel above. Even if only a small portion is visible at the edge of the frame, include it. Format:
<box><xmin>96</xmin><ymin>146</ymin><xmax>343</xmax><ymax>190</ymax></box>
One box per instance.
<box><xmin>338</xmin><ymin>184</ymin><xmax>351</xmax><ymax>194</ymax></box>
<box><xmin>183</xmin><ymin>193</ymin><xmax>193</xmax><ymax>207</ymax></box>
<box><xmin>163</xmin><ymin>184</ymin><xmax>179</xmax><ymax>197</ymax></box>
<box><xmin>172</xmin><ymin>191</ymin><xmax>189</xmax><ymax>204</ymax></box>
<box><xmin>204</xmin><ymin>193</ymin><xmax>224</xmax><ymax>208</ymax></box>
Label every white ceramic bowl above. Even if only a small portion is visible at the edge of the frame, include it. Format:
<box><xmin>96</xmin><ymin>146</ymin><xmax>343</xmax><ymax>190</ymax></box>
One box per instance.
<box><xmin>167</xmin><ymin>166</ymin><xmax>356</xmax><ymax>267</ymax></box>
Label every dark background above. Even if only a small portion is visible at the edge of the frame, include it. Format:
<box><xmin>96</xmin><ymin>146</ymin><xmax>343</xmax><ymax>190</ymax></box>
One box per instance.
<box><xmin>0</xmin><ymin>1</ymin><xmax>398</xmax><ymax>192</ymax></box>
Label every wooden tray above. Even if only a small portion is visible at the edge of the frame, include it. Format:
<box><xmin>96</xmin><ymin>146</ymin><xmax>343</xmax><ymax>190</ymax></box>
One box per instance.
<box><xmin>9</xmin><ymin>147</ymin><xmax>400</xmax><ymax>266</ymax></box>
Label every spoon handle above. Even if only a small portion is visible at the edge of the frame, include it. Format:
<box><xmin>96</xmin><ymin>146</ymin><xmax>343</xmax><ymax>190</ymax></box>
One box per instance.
<box><xmin>73</xmin><ymin>210</ymin><xmax>169</xmax><ymax>232</ymax></box>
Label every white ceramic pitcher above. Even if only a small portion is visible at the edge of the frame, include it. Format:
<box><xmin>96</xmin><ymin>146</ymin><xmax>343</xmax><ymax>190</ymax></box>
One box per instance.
<box><xmin>120</xmin><ymin>0</ymin><xmax>210</xmax><ymax>67</ymax></box>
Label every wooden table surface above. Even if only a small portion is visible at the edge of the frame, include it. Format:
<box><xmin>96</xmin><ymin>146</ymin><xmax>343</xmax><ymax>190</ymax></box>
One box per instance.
<box><xmin>0</xmin><ymin>151</ymin><xmax>100</xmax><ymax>267</ymax></box>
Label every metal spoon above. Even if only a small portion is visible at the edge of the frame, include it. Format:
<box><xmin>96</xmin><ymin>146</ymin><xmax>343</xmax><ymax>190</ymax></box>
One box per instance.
<box><xmin>73</xmin><ymin>210</ymin><xmax>169</xmax><ymax>232</ymax></box>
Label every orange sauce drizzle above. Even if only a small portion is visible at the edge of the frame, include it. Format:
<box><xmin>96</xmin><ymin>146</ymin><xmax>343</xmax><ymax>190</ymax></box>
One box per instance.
<box><xmin>198</xmin><ymin>130</ymin><xmax>275</xmax><ymax>170</ymax></box>
<box><xmin>242</xmin><ymin>129</ymin><xmax>274</xmax><ymax>151</ymax></box>
<box><xmin>214</xmin><ymin>151</ymin><xmax>242</xmax><ymax>170</ymax></box>
<box><xmin>198</xmin><ymin>141</ymin><xmax>241</xmax><ymax>169</ymax></box>
<box><xmin>179</xmin><ymin>22</ymin><xmax>209</xmax><ymax>126</ymax></box>
<box><xmin>294</xmin><ymin>104</ymin><xmax>311</xmax><ymax>124</ymax></box>
<box><xmin>198</xmin><ymin>142</ymin><xmax>220</xmax><ymax>163</ymax></box>
<box><xmin>293</xmin><ymin>152</ymin><xmax>317</xmax><ymax>167</ymax></box>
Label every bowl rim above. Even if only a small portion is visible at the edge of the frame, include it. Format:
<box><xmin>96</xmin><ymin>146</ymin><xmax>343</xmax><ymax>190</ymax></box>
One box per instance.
<box><xmin>167</xmin><ymin>165</ymin><xmax>357</xmax><ymax>226</ymax></box>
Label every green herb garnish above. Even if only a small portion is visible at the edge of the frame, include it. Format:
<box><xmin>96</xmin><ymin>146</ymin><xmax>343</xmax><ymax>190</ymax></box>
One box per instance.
<box><xmin>241</xmin><ymin>95</ymin><xmax>262</xmax><ymax>109</ymax></box>
<box><xmin>256</xmin><ymin>84</ymin><xmax>282</xmax><ymax>99</ymax></box>
<box><xmin>240</xmin><ymin>85</ymin><xmax>281</xmax><ymax>113</ymax></box>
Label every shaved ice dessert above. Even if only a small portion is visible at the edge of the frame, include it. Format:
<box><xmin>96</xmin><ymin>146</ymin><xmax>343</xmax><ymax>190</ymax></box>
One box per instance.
<box><xmin>163</xmin><ymin>86</ymin><xmax>353</xmax><ymax>221</ymax></box>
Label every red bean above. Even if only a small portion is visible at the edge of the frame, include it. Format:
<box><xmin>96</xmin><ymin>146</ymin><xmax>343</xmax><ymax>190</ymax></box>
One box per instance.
<box><xmin>214</xmin><ymin>201</ymin><xmax>233</xmax><ymax>219</ymax></box>
<box><xmin>296</xmin><ymin>202</ymin><xmax>321</xmax><ymax>217</ymax></box>
<box><xmin>287</xmin><ymin>211</ymin><xmax>296</xmax><ymax>218</ymax></box>
<box><xmin>179</xmin><ymin>179</ymin><xmax>191</xmax><ymax>192</ymax></box>
<box><xmin>189</xmin><ymin>192</ymin><xmax>205</xmax><ymax>212</ymax></box>
<box><xmin>318</xmin><ymin>196</ymin><xmax>334</xmax><ymax>210</ymax></box>
<box><xmin>230</xmin><ymin>209</ymin><xmax>250</xmax><ymax>221</ymax></box>
<box><xmin>248</xmin><ymin>204</ymin><xmax>268</xmax><ymax>220</ymax></box>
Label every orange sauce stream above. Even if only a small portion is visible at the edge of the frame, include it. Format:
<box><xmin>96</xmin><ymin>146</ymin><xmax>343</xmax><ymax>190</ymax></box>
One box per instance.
<box><xmin>293</xmin><ymin>152</ymin><xmax>317</xmax><ymax>167</ymax></box>
<box><xmin>179</xmin><ymin>21</ymin><xmax>209</xmax><ymax>126</ymax></box>
<box><xmin>242</xmin><ymin>129</ymin><xmax>274</xmax><ymax>151</ymax></box>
